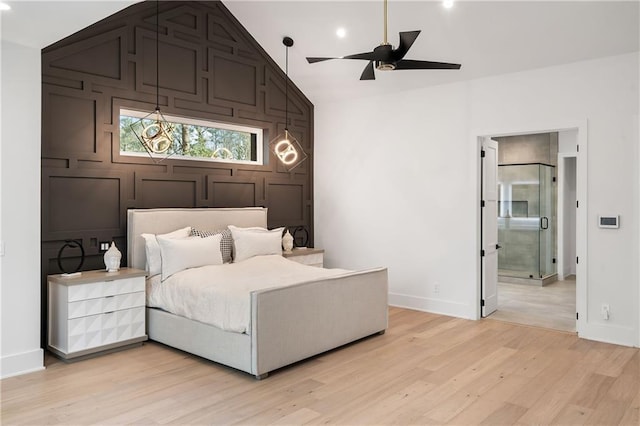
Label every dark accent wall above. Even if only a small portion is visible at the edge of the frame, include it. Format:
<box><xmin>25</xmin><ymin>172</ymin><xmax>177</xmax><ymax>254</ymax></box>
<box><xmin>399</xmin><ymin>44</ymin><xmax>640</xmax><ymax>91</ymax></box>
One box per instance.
<box><xmin>41</xmin><ymin>0</ymin><xmax>314</xmax><ymax>343</ymax></box>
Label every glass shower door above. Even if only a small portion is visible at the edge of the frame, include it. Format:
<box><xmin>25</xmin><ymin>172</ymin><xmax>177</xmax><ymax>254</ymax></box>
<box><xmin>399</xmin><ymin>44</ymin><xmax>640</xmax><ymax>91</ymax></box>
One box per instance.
<box><xmin>497</xmin><ymin>164</ymin><xmax>541</xmax><ymax>279</ymax></box>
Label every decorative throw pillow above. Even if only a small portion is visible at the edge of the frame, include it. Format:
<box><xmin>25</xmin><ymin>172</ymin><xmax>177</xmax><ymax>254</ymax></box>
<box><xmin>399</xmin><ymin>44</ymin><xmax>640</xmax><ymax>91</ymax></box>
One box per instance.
<box><xmin>157</xmin><ymin>234</ymin><xmax>223</xmax><ymax>281</ymax></box>
<box><xmin>190</xmin><ymin>227</ymin><xmax>233</xmax><ymax>263</ymax></box>
<box><xmin>228</xmin><ymin>225</ymin><xmax>284</xmax><ymax>263</ymax></box>
<box><xmin>141</xmin><ymin>226</ymin><xmax>191</xmax><ymax>277</ymax></box>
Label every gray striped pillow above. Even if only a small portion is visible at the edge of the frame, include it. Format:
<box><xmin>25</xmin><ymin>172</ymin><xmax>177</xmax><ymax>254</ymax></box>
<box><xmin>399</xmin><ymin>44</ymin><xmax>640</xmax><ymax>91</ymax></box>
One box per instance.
<box><xmin>190</xmin><ymin>227</ymin><xmax>233</xmax><ymax>263</ymax></box>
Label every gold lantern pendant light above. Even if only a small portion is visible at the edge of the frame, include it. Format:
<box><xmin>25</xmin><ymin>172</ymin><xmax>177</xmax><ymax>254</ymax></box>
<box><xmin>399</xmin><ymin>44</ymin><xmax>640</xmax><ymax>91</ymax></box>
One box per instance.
<box><xmin>130</xmin><ymin>0</ymin><xmax>175</xmax><ymax>161</ymax></box>
<box><xmin>270</xmin><ymin>36</ymin><xmax>307</xmax><ymax>172</ymax></box>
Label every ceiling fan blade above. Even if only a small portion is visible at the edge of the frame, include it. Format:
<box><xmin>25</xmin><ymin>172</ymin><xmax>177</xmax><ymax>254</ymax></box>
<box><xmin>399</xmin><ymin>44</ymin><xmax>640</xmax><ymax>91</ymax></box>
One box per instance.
<box><xmin>307</xmin><ymin>57</ymin><xmax>338</xmax><ymax>63</ymax></box>
<box><xmin>360</xmin><ymin>61</ymin><xmax>376</xmax><ymax>80</ymax></box>
<box><xmin>343</xmin><ymin>50</ymin><xmax>387</xmax><ymax>61</ymax></box>
<box><xmin>395</xmin><ymin>59</ymin><xmax>462</xmax><ymax>70</ymax></box>
<box><xmin>394</xmin><ymin>30</ymin><xmax>421</xmax><ymax>60</ymax></box>
<box><xmin>308</xmin><ymin>50</ymin><xmax>389</xmax><ymax>65</ymax></box>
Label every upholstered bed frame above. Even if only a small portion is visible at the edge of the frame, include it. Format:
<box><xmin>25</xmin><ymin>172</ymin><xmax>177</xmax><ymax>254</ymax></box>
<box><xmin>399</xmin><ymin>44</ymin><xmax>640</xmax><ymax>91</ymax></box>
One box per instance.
<box><xmin>127</xmin><ymin>208</ymin><xmax>388</xmax><ymax>379</ymax></box>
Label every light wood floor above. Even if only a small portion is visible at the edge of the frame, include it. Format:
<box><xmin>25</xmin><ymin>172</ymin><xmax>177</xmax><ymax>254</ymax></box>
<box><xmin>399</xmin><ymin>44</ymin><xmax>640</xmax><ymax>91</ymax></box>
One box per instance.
<box><xmin>2</xmin><ymin>307</ymin><xmax>638</xmax><ymax>425</ymax></box>
<box><xmin>489</xmin><ymin>277</ymin><xmax>576</xmax><ymax>333</ymax></box>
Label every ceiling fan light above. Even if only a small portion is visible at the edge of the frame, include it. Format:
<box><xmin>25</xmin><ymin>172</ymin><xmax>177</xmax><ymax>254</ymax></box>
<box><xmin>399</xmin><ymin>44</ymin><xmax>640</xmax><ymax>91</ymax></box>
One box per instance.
<box><xmin>376</xmin><ymin>61</ymin><xmax>396</xmax><ymax>71</ymax></box>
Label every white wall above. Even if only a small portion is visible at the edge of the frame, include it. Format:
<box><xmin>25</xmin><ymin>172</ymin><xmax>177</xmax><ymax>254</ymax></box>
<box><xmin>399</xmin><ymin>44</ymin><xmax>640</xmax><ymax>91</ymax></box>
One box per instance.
<box><xmin>0</xmin><ymin>41</ymin><xmax>44</xmax><ymax>378</ymax></box>
<box><xmin>315</xmin><ymin>53</ymin><xmax>639</xmax><ymax>347</ymax></box>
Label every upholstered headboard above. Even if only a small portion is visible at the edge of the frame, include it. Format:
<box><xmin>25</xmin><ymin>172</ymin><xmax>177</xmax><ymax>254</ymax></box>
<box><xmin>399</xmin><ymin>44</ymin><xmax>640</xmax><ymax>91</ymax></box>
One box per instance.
<box><xmin>127</xmin><ymin>207</ymin><xmax>268</xmax><ymax>270</ymax></box>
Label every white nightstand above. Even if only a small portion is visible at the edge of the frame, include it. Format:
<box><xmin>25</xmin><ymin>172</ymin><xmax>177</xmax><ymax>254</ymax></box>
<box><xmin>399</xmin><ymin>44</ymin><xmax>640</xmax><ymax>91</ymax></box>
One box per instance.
<box><xmin>48</xmin><ymin>268</ymin><xmax>147</xmax><ymax>360</ymax></box>
<box><xmin>282</xmin><ymin>248</ymin><xmax>324</xmax><ymax>267</ymax></box>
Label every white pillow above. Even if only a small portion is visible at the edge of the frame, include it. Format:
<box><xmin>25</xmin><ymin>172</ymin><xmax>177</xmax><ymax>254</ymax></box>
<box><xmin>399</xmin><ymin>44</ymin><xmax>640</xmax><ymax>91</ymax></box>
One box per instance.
<box><xmin>141</xmin><ymin>226</ymin><xmax>191</xmax><ymax>277</ymax></box>
<box><xmin>157</xmin><ymin>234</ymin><xmax>223</xmax><ymax>281</ymax></box>
<box><xmin>229</xmin><ymin>225</ymin><xmax>284</xmax><ymax>263</ymax></box>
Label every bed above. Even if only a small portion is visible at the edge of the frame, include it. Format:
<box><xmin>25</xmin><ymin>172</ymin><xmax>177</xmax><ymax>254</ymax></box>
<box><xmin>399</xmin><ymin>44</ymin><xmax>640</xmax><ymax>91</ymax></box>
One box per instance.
<box><xmin>127</xmin><ymin>207</ymin><xmax>388</xmax><ymax>379</ymax></box>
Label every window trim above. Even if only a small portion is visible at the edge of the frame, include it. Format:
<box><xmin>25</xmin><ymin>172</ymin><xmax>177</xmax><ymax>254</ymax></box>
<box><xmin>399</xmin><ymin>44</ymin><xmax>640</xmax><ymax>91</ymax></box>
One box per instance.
<box><xmin>119</xmin><ymin>108</ymin><xmax>264</xmax><ymax>165</ymax></box>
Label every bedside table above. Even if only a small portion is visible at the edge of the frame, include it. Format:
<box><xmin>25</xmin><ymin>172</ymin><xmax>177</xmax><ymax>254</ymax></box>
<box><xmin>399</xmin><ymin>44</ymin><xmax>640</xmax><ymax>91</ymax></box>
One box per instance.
<box><xmin>282</xmin><ymin>248</ymin><xmax>324</xmax><ymax>267</ymax></box>
<box><xmin>47</xmin><ymin>268</ymin><xmax>147</xmax><ymax>360</ymax></box>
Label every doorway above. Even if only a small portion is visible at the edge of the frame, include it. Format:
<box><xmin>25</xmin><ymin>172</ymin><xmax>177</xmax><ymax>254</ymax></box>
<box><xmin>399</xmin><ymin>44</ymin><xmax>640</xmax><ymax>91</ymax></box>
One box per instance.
<box><xmin>480</xmin><ymin>131</ymin><xmax>580</xmax><ymax>333</ymax></box>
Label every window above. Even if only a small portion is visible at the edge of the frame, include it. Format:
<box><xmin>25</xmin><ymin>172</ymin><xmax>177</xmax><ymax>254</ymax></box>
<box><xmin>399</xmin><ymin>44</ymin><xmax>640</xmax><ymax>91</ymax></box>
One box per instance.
<box><xmin>119</xmin><ymin>109</ymin><xmax>263</xmax><ymax>165</ymax></box>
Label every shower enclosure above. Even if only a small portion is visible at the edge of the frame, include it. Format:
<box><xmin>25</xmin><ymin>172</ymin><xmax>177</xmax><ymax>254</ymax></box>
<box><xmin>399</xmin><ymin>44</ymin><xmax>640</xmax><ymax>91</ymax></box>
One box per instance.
<box><xmin>497</xmin><ymin>164</ymin><xmax>556</xmax><ymax>284</ymax></box>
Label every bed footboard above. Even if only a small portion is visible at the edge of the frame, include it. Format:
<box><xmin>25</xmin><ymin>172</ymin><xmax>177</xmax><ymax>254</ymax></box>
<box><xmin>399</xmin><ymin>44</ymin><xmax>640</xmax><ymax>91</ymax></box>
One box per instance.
<box><xmin>250</xmin><ymin>268</ymin><xmax>388</xmax><ymax>376</ymax></box>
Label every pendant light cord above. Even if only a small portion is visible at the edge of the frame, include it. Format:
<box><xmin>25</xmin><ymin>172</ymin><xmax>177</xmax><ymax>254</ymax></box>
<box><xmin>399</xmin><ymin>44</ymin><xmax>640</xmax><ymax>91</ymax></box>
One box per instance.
<box><xmin>285</xmin><ymin>44</ymin><xmax>289</xmax><ymax>131</ymax></box>
<box><xmin>155</xmin><ymin>0</ymin><xmax>160</xmax><ymax>111</ymax></box>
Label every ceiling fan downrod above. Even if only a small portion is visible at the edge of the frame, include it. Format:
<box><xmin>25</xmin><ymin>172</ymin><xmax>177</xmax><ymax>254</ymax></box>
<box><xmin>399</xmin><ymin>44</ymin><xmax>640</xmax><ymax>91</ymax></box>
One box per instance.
<box><xmin>383</xmin><ymin>0</ymin><xmax>388</xmax><ymax>45</ymax></box>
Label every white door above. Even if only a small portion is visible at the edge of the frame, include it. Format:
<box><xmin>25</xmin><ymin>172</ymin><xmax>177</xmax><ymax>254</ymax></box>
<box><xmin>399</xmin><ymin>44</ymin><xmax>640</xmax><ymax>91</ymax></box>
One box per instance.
<box><xmin>481</xmin><ymin>138</ymin><xmax>499</xmax><ymax>317</ymax></box>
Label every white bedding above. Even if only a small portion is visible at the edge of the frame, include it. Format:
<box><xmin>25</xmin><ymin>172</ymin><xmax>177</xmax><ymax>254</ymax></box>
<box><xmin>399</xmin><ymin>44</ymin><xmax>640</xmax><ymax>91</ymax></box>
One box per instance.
<box><xmin>146</xmin><ymin>255</ymin><xmax>351</xmax><ymax>333</ymax></box>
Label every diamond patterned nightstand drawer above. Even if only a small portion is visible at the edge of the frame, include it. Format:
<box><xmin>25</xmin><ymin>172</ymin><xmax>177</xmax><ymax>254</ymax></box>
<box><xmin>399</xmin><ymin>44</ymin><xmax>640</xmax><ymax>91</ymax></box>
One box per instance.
<box><xmin>67</xmin><ymin>307</ymin><xmax>146</xmax><ymax>352</ymax></box>
<box><xmin>67</xmin><ymin>291</ymin><xmax>145</xmax><ymax>319</ymax></box>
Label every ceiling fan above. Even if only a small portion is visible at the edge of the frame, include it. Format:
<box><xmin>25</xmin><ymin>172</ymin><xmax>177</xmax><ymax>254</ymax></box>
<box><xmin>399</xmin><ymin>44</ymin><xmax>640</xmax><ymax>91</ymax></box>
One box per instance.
<box><xmin>306</xmin><ymin>0</ymin><xmax>461</xmax><ymax>80</ymax></box>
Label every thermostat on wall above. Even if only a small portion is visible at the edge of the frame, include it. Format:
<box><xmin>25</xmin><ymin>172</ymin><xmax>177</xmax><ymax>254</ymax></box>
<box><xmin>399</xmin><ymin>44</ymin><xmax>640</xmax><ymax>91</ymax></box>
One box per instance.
<box><xmin>598</xmin><ymin>215</ymin><xmax>619</xmax><ymax>229</ymax></box>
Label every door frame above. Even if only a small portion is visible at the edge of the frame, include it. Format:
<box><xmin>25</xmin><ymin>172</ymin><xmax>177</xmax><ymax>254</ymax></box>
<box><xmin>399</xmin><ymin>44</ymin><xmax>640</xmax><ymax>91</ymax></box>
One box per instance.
<box><xmin>473</xmin><ymin>120</ymin><xmax>587</xmax><ymax>336</ymax></box>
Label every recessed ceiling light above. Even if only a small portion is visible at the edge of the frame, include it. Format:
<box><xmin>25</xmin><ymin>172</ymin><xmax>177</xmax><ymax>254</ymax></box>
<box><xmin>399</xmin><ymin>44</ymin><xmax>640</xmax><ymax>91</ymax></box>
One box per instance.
<box><xmin>0</xmin><ymin>2</ymin><xmax>11</xmax><ymax>11</ymax></box>
<box><xmin>336</xmin><ymin>27</ymin><xmax>347</xmax><ymax>39</ymax></box>
<box><xmin>443</xmin><ymin>0</ymin><xmax>454</xmax><ymax>9</ymax></box>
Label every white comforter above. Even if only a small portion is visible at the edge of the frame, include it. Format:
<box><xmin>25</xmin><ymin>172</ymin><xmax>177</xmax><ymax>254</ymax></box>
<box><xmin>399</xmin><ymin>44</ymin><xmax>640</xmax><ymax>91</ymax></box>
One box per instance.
<box><xmin>146</xmin><ymin>255</ymin><xmax>351</xmax><ymax>333</ymax></box>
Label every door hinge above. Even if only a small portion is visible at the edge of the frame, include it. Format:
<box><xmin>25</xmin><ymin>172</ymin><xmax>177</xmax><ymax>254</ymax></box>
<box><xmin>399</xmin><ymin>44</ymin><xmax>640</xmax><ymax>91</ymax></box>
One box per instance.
<box><xmin>576</xmin><ymin>312</ymin><xmax>579</xmax><ymax>320</ymax></box>
<box><xmin>576</xmin><ymin>256</ymin><xmax>579</xmax><ymax>264</ymax></box>
<box><xmin>481</xmin><ymin>150</ymin><xmax>486</xmax><ymax>158</ymax></box>
<box><xmin>577</xmin><ymin>144</ymin><xmax>580</xmax><ymax>152</ymax></box>
<box><xmin>481</xmin><ymin>200</ymin><xmax>485</xmax><ymax>207</ymax></box>
<box><xmin>552</xmin><ymin>258</ymin><xmax>556</xmax><ymax>264</ymax></box>
<box><xmin>481</xmin><ymin>249</ymin><xmax>485</xmax><ymax>257</ymax></box>
<box><xmin>576</xmin><ymin>200</ymin><xmax>579</xmax><ymax>208</ymax></box>
<box><xmin>481</xmin><ymin>299</ymin><xmax>485</xmax><ymax>307</ymax></box>
<box><xmin>552</xmin><ymin>176</ymin><xmax>556</xmax><ymax>182</ymax></box>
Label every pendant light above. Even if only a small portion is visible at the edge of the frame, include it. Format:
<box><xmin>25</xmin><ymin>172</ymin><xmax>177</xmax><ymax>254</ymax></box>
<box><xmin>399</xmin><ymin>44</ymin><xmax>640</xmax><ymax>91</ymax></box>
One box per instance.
<box><xmin>269</xmin><ymin>36</ymin><xmax>307</xmax><ymax>172</ymax></box>
<box><xmin>130</xmin><ymin>0</ymin><xmax>175</xmax><ymax>161</ymax></box>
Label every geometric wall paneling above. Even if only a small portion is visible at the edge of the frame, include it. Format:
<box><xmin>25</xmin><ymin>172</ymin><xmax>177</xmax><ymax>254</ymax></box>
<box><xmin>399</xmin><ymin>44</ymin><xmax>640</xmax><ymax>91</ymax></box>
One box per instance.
<box><xmin>265</xmin><ymin>72</ymin><xmax>306</xmax><ymax>119</ymax></box>
<box><xmin>210</xmin><ymin>179</ymin><xmax>257</xmax><ymax>208</ymax></box>
<box><xmin>135</xmin><ymin>28</ymin><xmax>201</xmax><ymax>98</ymax></box>
<box><xmin>206</xmin><ymin>8</ymin><xmax>248</xmax><ymax>54</ymax></box>
<box><xmin>43</xmin><ymin>173</ymin><xmax>123</xmax><ymax>239</ymax></box>
<box><xmin>207</xmin><ymin>12</ymin><xmax>238</xmax><ymax>46</ymax></box>
<box><xmin>135</xmin><ymin>174</ymin><xmax>200</xmax><ymax>209</ymax></box>
<box><xmin>266</xmin><ymin>181</ymin><xmax>306</xmax><ymax>225</ymax></box>
<box><xmin>162</xmin><ymin>4</ymin><xmax>202</xmax><ymax>37</ymax></box>
<box><xmin>42</xmin><ymin>90</ymin><xmax>98</xmax><ymax>157</ymax></box>
<box><xmin>44</xmin><ymin>27</ymin><xmax>128</xmax><ymax>89</ymax></box>
<box><xmin>173</xmin><ymin>96</ymin><xmax>235</xmax><ymax>118</ymax></box>
<box><xmin>210</xmin><ymin>52</ymin><xmax>258</xmax><ymax>107</ymax></box>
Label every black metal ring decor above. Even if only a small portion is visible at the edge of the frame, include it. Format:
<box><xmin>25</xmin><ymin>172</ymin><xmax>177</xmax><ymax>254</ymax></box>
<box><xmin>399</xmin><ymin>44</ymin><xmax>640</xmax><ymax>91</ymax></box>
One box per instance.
<box><xmin>292</xmin><ymin>226</ymin><xmax>309</xmax><ymax>248</ymax></box>
<box><xmin>57</xmin><ymin>240</ymin><xmax>85</xmax><ymax>274</ymax></box>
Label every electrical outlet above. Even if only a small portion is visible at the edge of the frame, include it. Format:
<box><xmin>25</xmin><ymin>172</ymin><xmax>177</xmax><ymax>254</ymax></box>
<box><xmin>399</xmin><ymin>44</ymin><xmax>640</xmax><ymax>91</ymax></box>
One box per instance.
<box><xmin>99</xmin><ymin>241</ymin><xmax>111</xmax><ymax>251</ymax></box>
<box><xmin>601</xmin><ymin>304</ymin><xmax>610</xmax><ymax>320</ymax></box>
<box><xmin>434</xmin><ymin>283</ymin><xmax>440</xmax><ymax>295</ymax></box>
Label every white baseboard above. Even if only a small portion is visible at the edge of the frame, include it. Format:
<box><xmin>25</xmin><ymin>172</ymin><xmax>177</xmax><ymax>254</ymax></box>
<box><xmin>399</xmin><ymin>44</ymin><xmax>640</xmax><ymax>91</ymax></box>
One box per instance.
<box><xmin>1</xmin><ymin>348</ymin><xmax>45</xmax><ymax>379</ymax></box>
<box><xmin>389</xmin><ymin>292</ymin><xmax>473</xmax><ymax>320</ymax></box>
<box><xmin>580</xmin><ymin>323</ymin><xmax>638</xmax><ymax>348</ymax></box>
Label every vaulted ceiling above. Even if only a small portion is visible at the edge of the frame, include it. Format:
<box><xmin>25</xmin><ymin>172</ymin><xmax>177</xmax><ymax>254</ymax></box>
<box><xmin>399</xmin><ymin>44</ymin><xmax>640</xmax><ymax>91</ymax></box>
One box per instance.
<box><xmin>2</xmin><ymin>1</ymin><xmax>638</xmax><ymax>104</ymax></box>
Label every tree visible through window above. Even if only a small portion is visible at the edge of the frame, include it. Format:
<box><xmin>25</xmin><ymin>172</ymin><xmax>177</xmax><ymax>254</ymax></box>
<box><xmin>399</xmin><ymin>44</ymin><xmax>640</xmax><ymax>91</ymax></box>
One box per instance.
<box><xmin>119</xmin><ymin>110</ymin><xmax>262</xmax><ymax>164</ymax></box>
